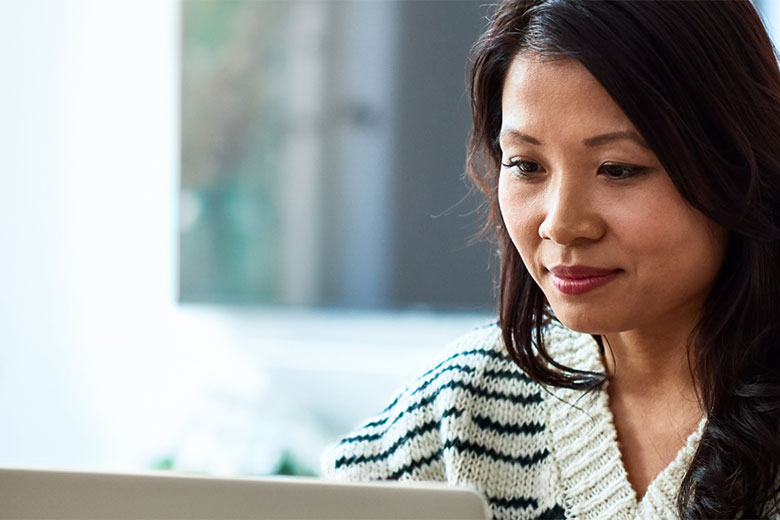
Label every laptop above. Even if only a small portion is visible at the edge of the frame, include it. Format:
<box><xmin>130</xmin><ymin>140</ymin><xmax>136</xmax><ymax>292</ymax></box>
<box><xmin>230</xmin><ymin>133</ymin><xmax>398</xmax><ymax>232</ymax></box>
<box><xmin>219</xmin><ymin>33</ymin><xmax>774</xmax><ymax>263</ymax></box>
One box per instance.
<box><xmin>0</xmin><ymin>467</ymin><xmax>490</xmax><ymax>519</ymax></box>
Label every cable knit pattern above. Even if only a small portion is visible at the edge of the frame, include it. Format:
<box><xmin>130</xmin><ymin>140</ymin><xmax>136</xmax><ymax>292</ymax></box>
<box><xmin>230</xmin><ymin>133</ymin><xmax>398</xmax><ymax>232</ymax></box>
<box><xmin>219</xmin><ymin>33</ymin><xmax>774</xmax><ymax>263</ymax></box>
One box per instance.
<box><xmin>321</xmin><ymin>322</ymin><xmax>708</xmax><ymax>519</ymax></box>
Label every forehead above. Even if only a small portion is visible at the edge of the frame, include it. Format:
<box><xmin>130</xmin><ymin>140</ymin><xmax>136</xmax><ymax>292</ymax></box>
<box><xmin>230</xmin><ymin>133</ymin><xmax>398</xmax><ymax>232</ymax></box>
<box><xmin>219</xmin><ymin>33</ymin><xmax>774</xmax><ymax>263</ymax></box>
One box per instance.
<box><xmin>500</xmin><ymin>53</ymin><xmax>636</xmax><ymax>138</ymax></box>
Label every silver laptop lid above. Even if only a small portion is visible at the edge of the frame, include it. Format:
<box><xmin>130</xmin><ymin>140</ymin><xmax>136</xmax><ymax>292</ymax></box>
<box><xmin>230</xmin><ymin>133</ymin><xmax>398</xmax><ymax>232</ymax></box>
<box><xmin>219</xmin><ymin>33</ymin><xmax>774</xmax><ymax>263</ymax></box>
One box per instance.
<box><xmin>0</xmin><ymin>467</ymin><xmax>490</xmax><ymax>519</ymax></box>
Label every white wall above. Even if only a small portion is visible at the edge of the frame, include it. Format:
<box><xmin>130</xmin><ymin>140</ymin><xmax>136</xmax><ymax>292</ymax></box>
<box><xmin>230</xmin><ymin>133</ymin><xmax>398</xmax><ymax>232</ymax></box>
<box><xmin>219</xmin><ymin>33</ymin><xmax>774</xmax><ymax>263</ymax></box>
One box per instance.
<box><xmin>759</xmin><ymin>0</ymin><xmax>780</xmax><ymax>47</ymax></box>
<box><xmin>0</xmin><ymin>0</ymin><xmax>183</xmax><ymax>470</ymax></box>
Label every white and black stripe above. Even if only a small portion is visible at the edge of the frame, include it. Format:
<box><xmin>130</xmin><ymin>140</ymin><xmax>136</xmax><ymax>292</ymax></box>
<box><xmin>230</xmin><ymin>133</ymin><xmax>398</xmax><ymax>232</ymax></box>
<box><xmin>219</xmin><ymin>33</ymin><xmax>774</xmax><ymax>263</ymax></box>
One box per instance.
<box><xmin>323</xmin><ymin>323</ymin><xmax>569</xmax><ymax>519</ymax></box>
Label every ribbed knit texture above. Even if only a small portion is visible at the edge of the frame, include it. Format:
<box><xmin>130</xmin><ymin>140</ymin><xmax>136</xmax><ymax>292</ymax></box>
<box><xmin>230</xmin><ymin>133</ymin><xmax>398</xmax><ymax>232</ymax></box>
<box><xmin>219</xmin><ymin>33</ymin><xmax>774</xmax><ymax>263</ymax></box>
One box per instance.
<box><xmin>321</xmin><ymin>322</ymin><xmax>706</xmax><ymax>519</ymax></box>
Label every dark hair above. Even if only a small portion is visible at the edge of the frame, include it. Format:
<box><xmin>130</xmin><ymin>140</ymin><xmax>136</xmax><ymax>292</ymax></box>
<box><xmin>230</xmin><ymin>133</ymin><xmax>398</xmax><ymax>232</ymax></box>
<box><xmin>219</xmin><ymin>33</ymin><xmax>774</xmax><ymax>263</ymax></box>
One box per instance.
<box><xmin>467</xmin><ymin>0</ymin><xmax>780</xmax><ymax>517</ymax></box>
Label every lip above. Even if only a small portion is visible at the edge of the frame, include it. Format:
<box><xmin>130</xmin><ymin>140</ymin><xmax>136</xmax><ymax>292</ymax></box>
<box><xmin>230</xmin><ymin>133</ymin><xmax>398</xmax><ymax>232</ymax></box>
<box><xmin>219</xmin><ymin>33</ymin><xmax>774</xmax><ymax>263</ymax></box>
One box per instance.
<box><xmin>547</xmin><ymin>265</ymin><xmax>621</xmax><ymax>295</ymax></box>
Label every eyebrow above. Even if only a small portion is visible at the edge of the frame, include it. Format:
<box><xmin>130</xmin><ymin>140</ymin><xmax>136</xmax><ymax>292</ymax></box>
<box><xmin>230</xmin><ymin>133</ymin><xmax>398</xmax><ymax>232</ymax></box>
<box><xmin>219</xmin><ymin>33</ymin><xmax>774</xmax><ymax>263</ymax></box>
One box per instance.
<box><xmin>499</xmin><ymin>129</ymin><xmax>650</xmax><ymax>149</ymax></box>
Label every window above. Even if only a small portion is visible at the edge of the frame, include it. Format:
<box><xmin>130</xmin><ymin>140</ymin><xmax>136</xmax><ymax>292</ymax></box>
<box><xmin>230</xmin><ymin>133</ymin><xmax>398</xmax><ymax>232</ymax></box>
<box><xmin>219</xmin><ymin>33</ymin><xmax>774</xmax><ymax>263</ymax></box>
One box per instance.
<box><xmin>180</xmin><ymin>0</ymin><xmax>496</xmax><ymax>312</ymax></box>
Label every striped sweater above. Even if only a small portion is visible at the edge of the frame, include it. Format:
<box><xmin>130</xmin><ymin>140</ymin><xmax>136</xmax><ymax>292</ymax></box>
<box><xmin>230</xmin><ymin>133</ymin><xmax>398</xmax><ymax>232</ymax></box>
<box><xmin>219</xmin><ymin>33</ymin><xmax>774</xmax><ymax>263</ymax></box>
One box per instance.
<box><xmin>321</xmin><ymin>322</ymin><xmax>707</xmax><ymax>520</ymax></box>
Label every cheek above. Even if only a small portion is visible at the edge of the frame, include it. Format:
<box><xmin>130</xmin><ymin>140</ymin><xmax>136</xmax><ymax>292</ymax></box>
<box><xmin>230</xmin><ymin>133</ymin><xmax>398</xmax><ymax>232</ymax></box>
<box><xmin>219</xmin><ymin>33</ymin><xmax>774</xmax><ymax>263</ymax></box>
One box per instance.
<box><xmin>615</xmin><ymin>183</ymin><xmax>725</xmax><ymax>281</ymax></box>
<box><xmin>620</xmin><ymin>184</ymin><xmax>695</xmax><ymax>248</ymax></box>
<box><xmin>498</xmin><ymin>176</ymin><xmax>542</xmax><ymax>262</ymax></box>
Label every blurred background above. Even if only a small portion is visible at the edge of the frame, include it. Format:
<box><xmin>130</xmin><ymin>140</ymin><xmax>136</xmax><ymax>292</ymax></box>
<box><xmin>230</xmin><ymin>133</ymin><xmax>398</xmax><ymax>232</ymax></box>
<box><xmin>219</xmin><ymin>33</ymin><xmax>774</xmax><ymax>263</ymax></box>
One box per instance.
<box><xmin>1</xmin><ymin>0</ymin><xmax>779</xmax><ymax>478</ymax></box>
<box><xmin>180</xmin><ymin>0</ymin><xmax>495</xmax><ymax>311</ymax></box>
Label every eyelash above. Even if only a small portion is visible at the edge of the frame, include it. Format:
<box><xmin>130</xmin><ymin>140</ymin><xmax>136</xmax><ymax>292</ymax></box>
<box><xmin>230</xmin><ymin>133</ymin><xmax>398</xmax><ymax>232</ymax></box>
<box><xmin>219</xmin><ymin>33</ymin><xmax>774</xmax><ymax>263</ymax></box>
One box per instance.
<box><xmin>500</xmin><ymin>158</ymin><xmax>646</xmax><ymax>180</ymax></box>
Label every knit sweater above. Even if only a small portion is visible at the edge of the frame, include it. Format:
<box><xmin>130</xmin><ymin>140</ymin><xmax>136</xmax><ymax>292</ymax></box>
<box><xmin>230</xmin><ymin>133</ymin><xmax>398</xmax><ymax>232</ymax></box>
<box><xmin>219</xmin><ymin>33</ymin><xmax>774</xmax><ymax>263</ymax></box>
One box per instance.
<box><xmin>321</xmin><ymin>322</ymin><xmax>708</xmax><ymax>520</ymax></box>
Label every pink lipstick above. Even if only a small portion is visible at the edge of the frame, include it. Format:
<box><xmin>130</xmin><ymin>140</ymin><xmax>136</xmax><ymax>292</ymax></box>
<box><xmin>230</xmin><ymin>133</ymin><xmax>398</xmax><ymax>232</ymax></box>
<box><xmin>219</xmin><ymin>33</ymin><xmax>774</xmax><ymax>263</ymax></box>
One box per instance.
<box><xmin>548</xmin><ymin>265</ymin><xmax>620</xmax><ymax>295</ymax></box>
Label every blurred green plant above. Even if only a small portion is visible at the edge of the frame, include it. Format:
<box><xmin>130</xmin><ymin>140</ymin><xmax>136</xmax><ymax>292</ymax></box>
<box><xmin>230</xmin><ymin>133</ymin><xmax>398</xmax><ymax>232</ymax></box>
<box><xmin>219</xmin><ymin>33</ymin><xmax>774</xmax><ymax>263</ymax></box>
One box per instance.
<box><xmin>151</xmin><ymin>456</ymin><xmax>175</xmax><ymax>471</ymax></box>
<box><xmin>150</xmin><ymin>449</ymin><xmax>317</xmax><ymax>477</ymax></box>
<box><xmin>271</xmin><ymin>450</ymin><xmax>316</xmax><ymax>477</ymax></box>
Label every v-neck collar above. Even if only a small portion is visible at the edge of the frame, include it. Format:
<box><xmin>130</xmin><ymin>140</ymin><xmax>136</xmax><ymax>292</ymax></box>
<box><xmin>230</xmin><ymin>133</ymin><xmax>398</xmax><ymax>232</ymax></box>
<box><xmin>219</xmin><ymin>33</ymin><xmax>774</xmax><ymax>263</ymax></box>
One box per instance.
<box><xmin>541</xmin><ymin>325</ymin><xmax>706</xmax><ymax>520</ymax></box>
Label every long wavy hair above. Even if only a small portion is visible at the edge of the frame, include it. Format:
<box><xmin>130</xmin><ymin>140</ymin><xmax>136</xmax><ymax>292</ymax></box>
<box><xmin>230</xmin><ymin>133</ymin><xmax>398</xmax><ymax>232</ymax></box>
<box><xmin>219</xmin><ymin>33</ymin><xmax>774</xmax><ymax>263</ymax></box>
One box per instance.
<box><xmin>467</xmin><ymin>0</ymin><xmax>780</xmax><ymax>517</ymax></box>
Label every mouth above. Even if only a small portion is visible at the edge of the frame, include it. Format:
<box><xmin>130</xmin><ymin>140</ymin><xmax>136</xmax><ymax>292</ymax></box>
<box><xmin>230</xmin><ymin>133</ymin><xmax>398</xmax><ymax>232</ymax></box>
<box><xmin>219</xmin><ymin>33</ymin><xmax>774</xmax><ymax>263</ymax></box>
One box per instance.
<box><xmin>547</xmin><ymin>265</ymin><xmax>621</xmax><ymax>295</ymax></box>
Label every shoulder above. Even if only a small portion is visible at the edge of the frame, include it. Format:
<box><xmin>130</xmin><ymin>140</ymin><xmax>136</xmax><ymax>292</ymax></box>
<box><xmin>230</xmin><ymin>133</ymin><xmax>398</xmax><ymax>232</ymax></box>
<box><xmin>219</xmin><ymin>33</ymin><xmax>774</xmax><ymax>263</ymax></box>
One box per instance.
<box><xmin>438</xmin><ymin>319</ymin><xmax>600</xmax><ymax>377</ymax></box>
<box><xmin>400</xmin><ymin>321</ymin><xmax>538</xmax><ymax>409</ymax></box>
<box><xmin>320</xmin><ymin>322</ymin><xmax>543</xmax><ymax>481</ymax></box>
<box><xmin>420</xmin><ymin>321</ymin><xmax>509</xmax><ymax>378</ymax></box>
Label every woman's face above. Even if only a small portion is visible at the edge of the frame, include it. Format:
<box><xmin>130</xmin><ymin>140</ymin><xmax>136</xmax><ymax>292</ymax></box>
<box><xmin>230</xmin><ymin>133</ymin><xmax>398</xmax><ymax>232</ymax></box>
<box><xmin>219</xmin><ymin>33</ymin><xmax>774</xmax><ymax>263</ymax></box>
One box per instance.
<box><xmin>498</xmin><ymin>54</ymin><xmax>726</xmax><ymax>336</ymax></box>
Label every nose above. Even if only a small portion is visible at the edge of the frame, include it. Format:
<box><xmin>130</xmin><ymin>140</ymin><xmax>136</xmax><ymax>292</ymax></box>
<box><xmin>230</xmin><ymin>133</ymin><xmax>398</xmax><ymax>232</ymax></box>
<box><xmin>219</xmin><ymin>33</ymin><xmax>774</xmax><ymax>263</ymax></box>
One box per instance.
<box><xmin>538</xmin><ymin>175</ymin><xmax>605</xmax><ymax>245</ymax></box>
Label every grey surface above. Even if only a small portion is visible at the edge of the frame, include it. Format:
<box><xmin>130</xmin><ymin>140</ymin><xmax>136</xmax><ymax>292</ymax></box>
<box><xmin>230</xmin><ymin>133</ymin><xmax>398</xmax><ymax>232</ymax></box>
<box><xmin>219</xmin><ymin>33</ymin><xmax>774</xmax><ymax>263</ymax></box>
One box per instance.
<box><xmin>391</xmin><ymin>0</ymin><xmax>495</xmax><ymax>312</ymax></box>
<box><xmin>0</xmin><ymin>468</ymin><xmax>490</xmax><ymax>520</ymax></box>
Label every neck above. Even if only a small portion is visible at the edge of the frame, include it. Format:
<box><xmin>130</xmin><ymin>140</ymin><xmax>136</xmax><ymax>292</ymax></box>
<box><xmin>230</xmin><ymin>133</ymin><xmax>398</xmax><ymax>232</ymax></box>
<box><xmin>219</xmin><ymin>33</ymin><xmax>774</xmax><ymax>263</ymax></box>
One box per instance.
<box><xmin>602</xmin><ymin>326</ymin><xmax>699</xmax><ymax>405</ymax></box>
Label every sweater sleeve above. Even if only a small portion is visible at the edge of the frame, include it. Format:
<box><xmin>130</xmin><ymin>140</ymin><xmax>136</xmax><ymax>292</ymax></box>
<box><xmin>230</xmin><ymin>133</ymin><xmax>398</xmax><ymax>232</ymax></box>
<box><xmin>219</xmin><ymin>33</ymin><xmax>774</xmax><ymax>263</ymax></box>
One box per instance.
<box><xmin>321</xmin><ymin>323</ymin><xmax>503</xmax><ymax>482</ymax></box>
<box><xmin>321</xmin><ymin>367</ymin><xmax>449</xmax><ymax>482</ymax></box>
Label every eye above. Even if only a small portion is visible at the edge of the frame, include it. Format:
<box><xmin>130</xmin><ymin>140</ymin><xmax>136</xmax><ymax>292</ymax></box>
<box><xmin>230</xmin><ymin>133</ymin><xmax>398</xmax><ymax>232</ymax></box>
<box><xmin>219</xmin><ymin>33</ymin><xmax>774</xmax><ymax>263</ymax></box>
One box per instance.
<box><xmin>599</xmin><ymin>163</ymin><xmax>645</xmax><ymax>180</ymax></box>
<box><xmin>501</xmin><ymin>157</ymin><xmax>545</xmax><ymax>178</ymax></box>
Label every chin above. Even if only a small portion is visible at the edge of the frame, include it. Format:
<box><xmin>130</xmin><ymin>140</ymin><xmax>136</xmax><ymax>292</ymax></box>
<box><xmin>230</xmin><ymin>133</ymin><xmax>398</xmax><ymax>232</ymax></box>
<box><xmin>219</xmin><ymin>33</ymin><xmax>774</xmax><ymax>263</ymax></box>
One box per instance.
<box><xmin>550</xmin><ymin>306</ymin><xmax>623</xmax><ymax>336</ymax></box>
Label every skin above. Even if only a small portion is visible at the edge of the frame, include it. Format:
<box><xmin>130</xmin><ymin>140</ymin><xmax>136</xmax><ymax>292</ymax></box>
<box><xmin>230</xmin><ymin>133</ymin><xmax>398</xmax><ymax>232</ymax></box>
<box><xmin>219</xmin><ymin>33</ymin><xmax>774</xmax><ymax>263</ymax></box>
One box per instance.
<box><xmin>497</xmin><ymin>54</ymin><xmax>727</xmax><ymax>499</ymax></box>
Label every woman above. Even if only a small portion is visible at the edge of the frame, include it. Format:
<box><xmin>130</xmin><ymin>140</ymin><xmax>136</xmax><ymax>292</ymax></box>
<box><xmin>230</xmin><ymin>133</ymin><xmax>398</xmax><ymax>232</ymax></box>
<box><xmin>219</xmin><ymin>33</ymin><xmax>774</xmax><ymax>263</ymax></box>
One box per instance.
<box><xmin>323</xmin><ymin>1</ymin><xmax>780</xmax><ymax>518</ymax></box>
